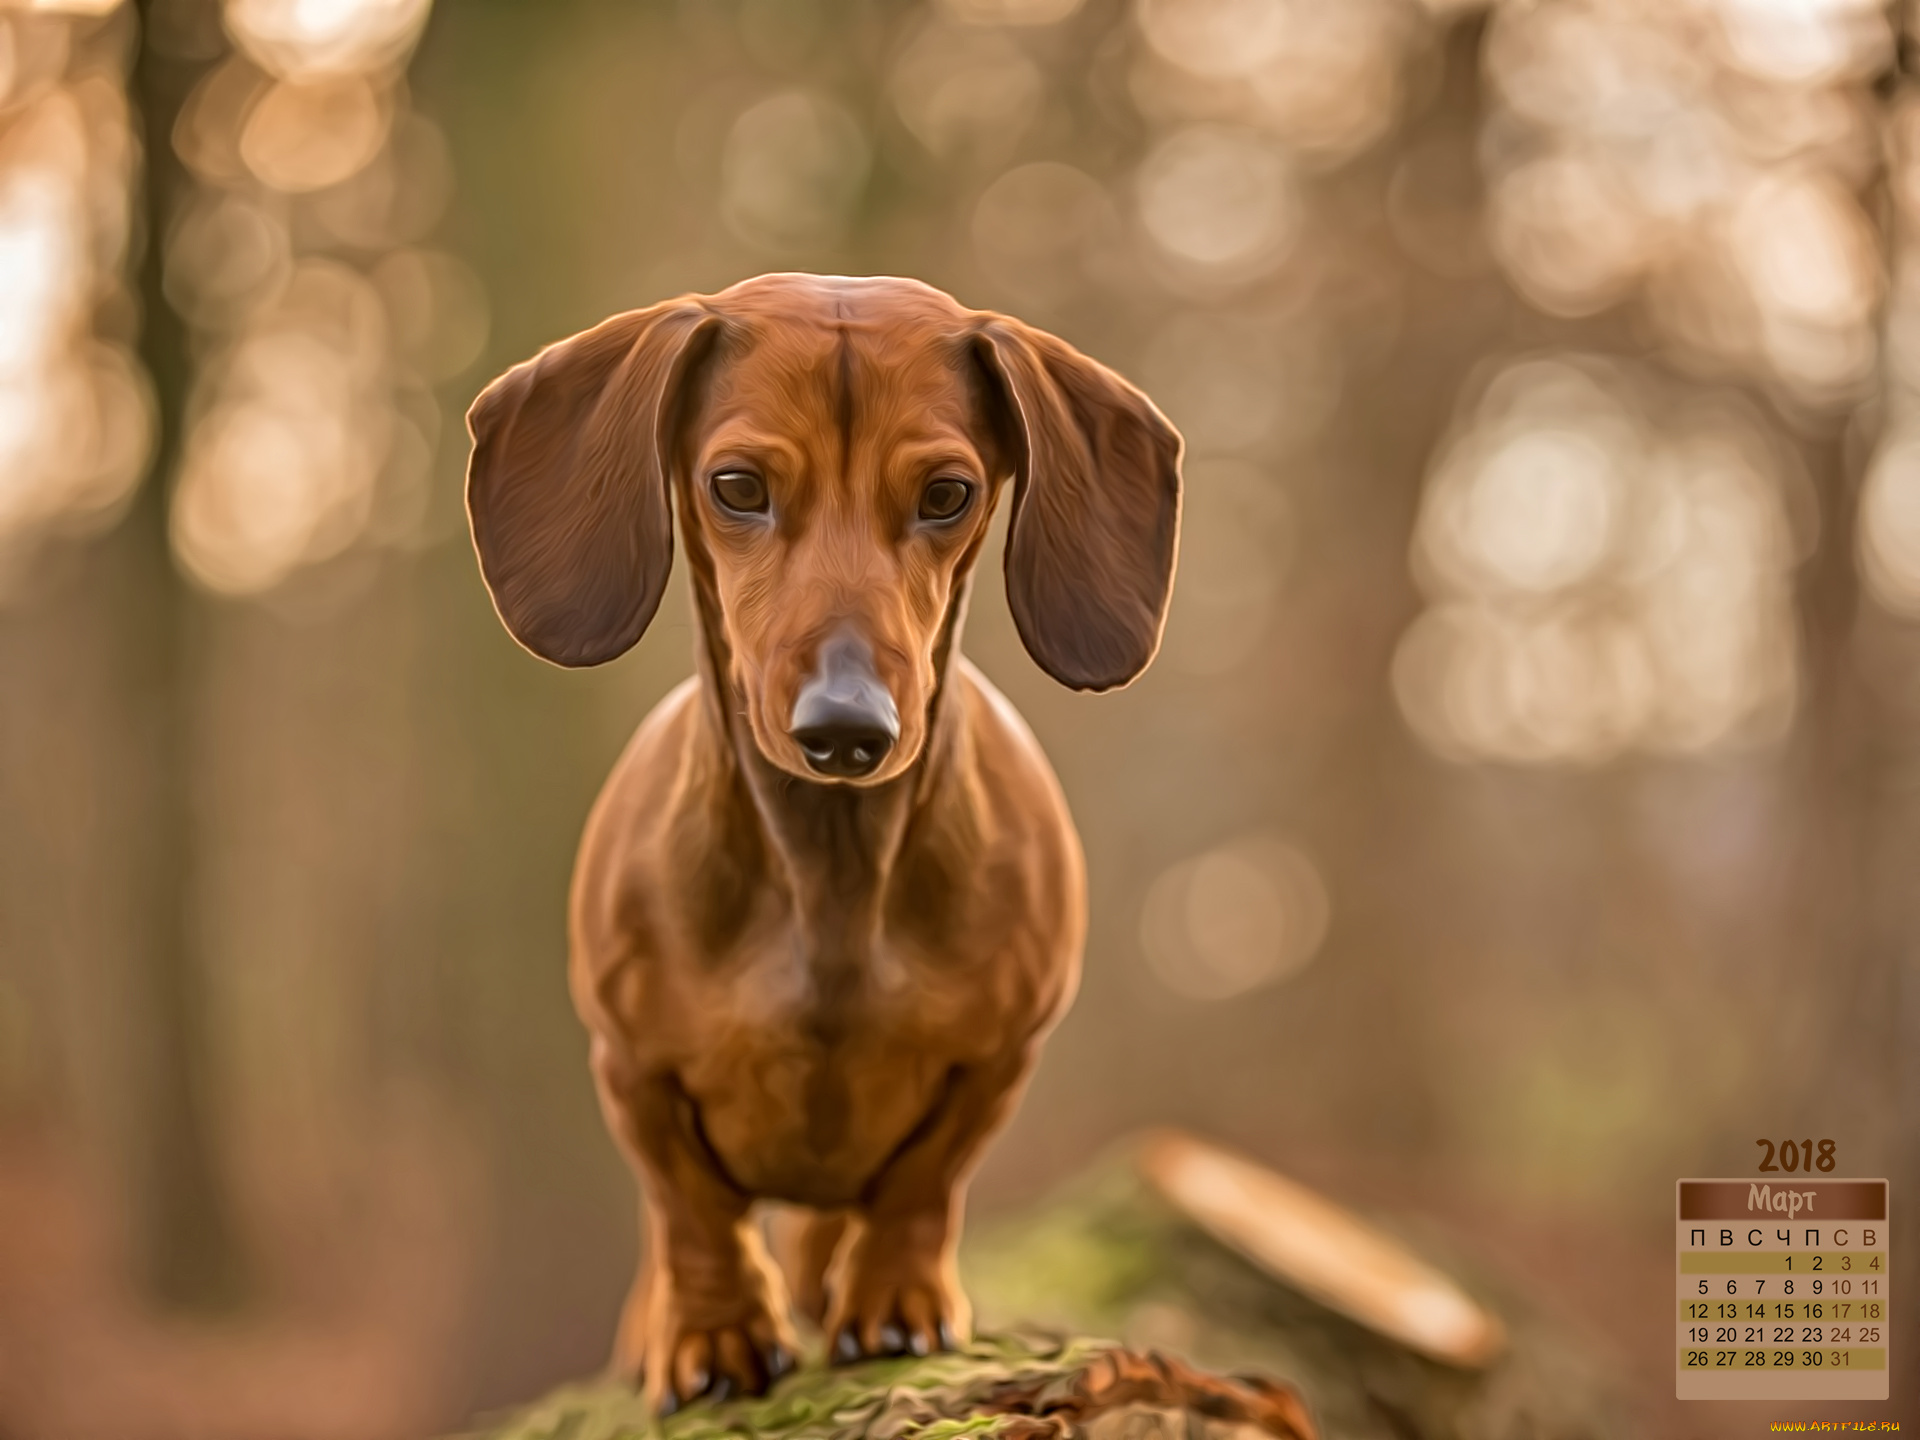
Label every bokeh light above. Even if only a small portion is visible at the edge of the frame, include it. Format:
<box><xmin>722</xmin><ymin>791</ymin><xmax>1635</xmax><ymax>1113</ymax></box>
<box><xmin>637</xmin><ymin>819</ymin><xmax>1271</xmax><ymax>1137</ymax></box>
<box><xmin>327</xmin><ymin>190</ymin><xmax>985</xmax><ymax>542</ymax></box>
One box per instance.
<box><xmin>1713</xmin><ymin>0</ymin><xmax>1887</xmax><ymax>86</ymax></box>
<box><xmin>891</xmin><ymin>20</ymin><xmax>1043</xmax><ymax>164</ymax></box>
<box><xmin>160</xmin><ymin>0</ymin><xmax>480</xmax><ymax>596</ymax></box>
<box><xmin>0</xmin><ymin>10</ymin><xmax>150</xmax><ymax>589</ymax></box>
<box><xmin>1395</xmin><ymin>357</ymin><xmax>1803</xmax><ymax>764</ymax></box>
<box><xmin>1239</xmin><ymin>0</ymin><xmax>1408</xmax><ymax>158</ymax></box>
<box><xmin>971</xmin><ymin>161</ymin><xmax>1115</xmax><ymax>307</ymax></box>
<box><xmin>937</xmin><ymin>0</ymin><xmax>1086</xmax><ymax>24</ymax></box>
<box><xmin>1137</xmin><ymin>0</ymin><xmax>1291</xmax><ymax>79</ymax></box>
<box><xmin>171</xmin><ymin>260</ymin><xmax>396</xmax><ymax>594</ymax></box>
<box><xmin>1858</xmin><ymin>430</ymin><xmax>1920</xmax><ymax>617</ymax></box>
<box><xmin>1136</xmin><ymin>124</ymin><xmax>1295</xmax><ymax>274</ymax></box>
<box><xmin>720</xmin><ymin>90</ymin><xmax>870</xmax><ymax>253</ymax></box>
<box><xmin>1130</xmin><ymin>0</ymin><xmax>1414</xmax><ymax>164</ymax></box>
<box><xmin>224</xmin><ymin>0</ymin><xmax>431</xmax><ymax>83</ymax></box>
<box><xmin>1140</xmin><ymin>834</ymin><xmax>1331</xmax><ymax>1001</ymax></box>
<box><xmin>162</xmin><ymin>191</ymin><xmax>291</xmax><ymax>328</ymax></box>
<box><xmin>1480</xmin><ymin>0</ymin><xmax>1886</xmax><ymax>405</ymax></box>
<box><xmin>238</xmin><ymin>74</ymin><xmax>390</xmax><ymax>192</ymax></box>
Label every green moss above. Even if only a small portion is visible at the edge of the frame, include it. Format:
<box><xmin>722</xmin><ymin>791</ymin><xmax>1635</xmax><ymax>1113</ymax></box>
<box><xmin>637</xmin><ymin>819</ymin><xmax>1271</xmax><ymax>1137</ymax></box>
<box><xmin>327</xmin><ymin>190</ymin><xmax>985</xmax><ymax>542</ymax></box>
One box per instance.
<box><xmin>961</xmin><ymin>1164</ymin><xmax>1174</xmax><ymax>1331</ymax></box>
<box><xmin>461</xmin><ymin>1332</ymin><xmax>1116</xmax><ymax>1440</ymax></box>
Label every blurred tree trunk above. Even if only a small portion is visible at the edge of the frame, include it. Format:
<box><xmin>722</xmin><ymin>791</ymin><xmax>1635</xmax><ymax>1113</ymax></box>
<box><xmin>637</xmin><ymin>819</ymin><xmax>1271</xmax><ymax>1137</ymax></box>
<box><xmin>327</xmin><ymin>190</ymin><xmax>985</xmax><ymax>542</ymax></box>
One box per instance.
<box><xmin>1863</xmin><ymin>6</ymin><xmax>1920</xmax><ymax>1382</ymax></box>
<box><xmin>124</xmin><ymin>0</ymin><xmax>244</xmax><ymax>1310</ymax></box>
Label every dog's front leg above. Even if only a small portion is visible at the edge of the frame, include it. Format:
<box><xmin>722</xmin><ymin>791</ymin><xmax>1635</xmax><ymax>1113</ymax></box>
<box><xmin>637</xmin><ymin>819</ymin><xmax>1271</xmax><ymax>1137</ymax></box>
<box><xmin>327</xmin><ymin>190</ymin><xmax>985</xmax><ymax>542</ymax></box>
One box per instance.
<box><xmin>827</xmin><ymin>1051</ymin><xmax>1034</xmax><ymax>1361</ymax></box>
<box><xmin>594</xmin><ymin>1057</ymin><xmax>797</xmax><ymax>1410</ymax></box>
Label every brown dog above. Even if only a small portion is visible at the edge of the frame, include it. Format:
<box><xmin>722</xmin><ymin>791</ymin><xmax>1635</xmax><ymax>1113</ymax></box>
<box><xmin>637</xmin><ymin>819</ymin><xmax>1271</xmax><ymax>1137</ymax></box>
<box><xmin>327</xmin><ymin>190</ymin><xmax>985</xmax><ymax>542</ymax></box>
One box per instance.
<box><xmin>465</xmin><ymin>273</ymin><xmax>1182</xmax><ymax>1411</ymax></box>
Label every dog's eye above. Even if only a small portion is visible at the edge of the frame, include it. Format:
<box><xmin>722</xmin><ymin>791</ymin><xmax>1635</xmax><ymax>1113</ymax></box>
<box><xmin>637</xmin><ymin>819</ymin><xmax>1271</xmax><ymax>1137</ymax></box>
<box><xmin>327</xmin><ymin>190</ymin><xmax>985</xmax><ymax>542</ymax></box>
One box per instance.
<box><xmin>711</xmin><ymin>470</ymin><xmax>768</xmax><ymax>515</ymax></box>
<box><xmin>919</xmin><ymin>478</ymin><xmax>973</xmax><ymax>523</ymax></box>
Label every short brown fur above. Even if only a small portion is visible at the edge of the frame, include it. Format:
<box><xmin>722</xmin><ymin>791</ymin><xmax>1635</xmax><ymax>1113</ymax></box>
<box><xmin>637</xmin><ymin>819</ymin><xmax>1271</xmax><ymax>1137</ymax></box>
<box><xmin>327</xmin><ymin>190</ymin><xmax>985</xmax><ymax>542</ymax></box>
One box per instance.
<box><xmin>465</xmin><ymin>274</ymin><xmax>1182</xmax><ymax>1411</ymax></box>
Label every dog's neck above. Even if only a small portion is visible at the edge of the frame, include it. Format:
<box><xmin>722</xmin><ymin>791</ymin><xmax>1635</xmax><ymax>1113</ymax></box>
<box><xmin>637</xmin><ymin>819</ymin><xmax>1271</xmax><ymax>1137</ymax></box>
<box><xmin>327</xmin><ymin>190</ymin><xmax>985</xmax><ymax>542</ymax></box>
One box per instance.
<box><xmin>685</xmin><ymin>568</ymin><xmax>976</xmax><ymax>960</ymax></box>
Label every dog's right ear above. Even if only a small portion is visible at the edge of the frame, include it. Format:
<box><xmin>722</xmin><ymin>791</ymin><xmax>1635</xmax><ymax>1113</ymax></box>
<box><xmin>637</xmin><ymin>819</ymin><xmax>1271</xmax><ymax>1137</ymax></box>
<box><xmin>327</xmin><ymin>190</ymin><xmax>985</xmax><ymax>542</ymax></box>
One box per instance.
<box><xmin>466</xmin><ymin>302</ymin><xmax>721</xmax><ymax>667</ymax></box>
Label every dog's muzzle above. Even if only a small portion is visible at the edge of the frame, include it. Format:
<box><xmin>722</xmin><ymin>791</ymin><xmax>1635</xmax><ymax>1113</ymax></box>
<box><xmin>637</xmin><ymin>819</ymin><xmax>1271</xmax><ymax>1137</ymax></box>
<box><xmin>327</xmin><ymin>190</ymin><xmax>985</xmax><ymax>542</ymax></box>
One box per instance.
<box><xmin>789</xmin><ymin>632</ymin><xmax>900</xmax><ymax>779</ymax></box>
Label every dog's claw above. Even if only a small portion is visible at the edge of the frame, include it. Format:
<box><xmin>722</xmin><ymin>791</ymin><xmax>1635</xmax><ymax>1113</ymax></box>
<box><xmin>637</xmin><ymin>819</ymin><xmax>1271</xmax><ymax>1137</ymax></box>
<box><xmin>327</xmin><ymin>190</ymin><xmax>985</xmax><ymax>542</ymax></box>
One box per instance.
<box><xmin>768</xmin><ymin>1344</ymin><xmax>796</xmax><ymax>1380</ymax></box>
<box><xmin>937</xmin><ymin>1319</ymin><xmax>959</xmax><ymax>1352</ymax></box>
<box><xmin>709</xmin><ymin>1374</ymin><xmax>736</xmax><ymax>1404</ymax></box>
<box><xmin>908</xmin><ymin>1330</ymin><xmax>931</xmax><ymax>1357</ymax></box>
<box><xmin>658</xmin><ymin>1389</ymin><xmax>682</xmax><ymax>1419</ymax></box>
<box><xmin>834</xmin><ymin>1326</ymin><xmax>862</xmax><ymax>1364</ymax></box>
<box><xmin>878</xmin><ymin>1322</ymin><xmax>906</xmax><ymax>1355</ymax></box>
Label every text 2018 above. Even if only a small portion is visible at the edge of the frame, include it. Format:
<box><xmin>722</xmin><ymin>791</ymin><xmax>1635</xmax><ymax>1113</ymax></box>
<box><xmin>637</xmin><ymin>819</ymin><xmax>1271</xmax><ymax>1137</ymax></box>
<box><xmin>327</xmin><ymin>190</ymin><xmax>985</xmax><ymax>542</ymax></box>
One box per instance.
<box><xmin>1756</xmin><ymin>1139</ymin><xmax>1836</xmax><ymax>1173</ymax></box>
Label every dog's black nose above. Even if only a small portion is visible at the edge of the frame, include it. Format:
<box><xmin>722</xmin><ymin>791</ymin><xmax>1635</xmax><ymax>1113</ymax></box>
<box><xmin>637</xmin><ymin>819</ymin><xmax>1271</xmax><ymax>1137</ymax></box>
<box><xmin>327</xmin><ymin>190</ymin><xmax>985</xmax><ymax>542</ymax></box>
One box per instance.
<box><xmin>792</xmin><ymin>714</ymin><xmax>895</xmax><ymax>778</ymax></box>
<box><xmin>790</xmin><ymin>633</ymin><xmax>900</xmax><ymax>779</ymax></box>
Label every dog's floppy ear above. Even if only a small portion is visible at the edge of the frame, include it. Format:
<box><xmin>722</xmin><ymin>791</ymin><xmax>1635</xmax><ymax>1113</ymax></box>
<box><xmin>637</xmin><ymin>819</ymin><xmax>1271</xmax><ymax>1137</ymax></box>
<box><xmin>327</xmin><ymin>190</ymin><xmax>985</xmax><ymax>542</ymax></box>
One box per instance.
<box><xmin>974</xmin><ymin>318</ymin><xmax>1183</xmax><ymax>692</ymax></box>
<box><xmin>466</xmin><ymin>302</ymin><xmax>720</xmax><ymax>667</ymax></box>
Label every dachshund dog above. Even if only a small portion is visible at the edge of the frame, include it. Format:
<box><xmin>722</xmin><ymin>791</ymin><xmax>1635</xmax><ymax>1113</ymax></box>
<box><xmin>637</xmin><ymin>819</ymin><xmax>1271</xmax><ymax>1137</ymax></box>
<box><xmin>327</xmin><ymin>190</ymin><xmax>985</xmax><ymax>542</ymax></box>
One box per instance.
<box><xmin>465</xmin><ymin>273</ymin><xmax>1182</xmax><ymax>1412</ymax></box>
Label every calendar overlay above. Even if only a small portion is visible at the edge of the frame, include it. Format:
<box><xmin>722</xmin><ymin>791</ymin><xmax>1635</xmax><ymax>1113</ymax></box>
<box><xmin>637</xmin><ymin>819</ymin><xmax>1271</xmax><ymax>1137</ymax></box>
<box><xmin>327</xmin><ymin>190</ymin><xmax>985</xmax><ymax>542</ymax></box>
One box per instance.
<box><xmin>1677</xmin><ymin>1178</ymin><xmax>1890</xmax><ymax>1400</ymax></box>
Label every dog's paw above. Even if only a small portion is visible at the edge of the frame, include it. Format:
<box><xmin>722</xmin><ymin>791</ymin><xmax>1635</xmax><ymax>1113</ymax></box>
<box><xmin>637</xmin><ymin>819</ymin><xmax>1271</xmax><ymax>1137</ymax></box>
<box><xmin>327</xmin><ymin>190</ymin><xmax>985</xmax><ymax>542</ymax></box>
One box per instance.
<box><xmin>612</xmin><ymin>1238</ymin><xmax>801</xmax><ymax>1413</ymax></box>
<box><xmin>645</xmin><ymin>1317</ymin><xmax>798</xmax><ymax>1414</ymax></box>
<box><xmin>826</xmin><ymin>1266</ymin><xmax>968</xmax><ymax>1362</ymax></box>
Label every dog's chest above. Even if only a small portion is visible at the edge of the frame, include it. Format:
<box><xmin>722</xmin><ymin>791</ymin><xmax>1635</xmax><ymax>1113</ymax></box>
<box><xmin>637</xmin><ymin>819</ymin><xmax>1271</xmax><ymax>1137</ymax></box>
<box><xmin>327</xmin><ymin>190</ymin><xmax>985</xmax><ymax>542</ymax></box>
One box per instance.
<box><xmin>675</xmin><ymin>935</ymin><xmax>978</xmax><ymax>1206</ymax></box>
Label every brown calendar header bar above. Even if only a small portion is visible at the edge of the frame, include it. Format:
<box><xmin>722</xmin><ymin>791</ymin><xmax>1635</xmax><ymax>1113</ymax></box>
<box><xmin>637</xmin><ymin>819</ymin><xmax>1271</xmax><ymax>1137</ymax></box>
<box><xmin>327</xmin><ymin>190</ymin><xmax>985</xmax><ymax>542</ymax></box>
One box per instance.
<box><xmin>1678</xmin><ymin>1179</ymin><xmax>1886</xmax><ymax>1221</ymax></box>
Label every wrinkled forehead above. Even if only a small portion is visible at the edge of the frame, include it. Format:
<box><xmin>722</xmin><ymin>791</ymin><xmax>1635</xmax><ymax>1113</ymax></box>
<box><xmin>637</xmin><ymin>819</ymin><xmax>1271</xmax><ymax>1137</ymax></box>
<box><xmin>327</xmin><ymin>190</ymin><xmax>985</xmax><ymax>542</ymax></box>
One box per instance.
<box><xmin>693</xmin><ymin>279</ymin><xmax>990</xmax><ymax>456</ymax></box>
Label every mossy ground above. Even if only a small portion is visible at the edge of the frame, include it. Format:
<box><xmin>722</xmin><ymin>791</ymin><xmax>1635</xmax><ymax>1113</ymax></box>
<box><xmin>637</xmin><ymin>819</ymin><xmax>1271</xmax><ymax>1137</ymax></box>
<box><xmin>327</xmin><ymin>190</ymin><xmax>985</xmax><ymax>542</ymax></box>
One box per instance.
<box><xmin>462</xmin><ymin>1153</ymin><xmax>1630</xmax><ymax>1440</ymax></box>
<box><xmin>460</xmin><ymin>1333</ymin><xmax>1115</xmax><ymax>1440</ymax></box>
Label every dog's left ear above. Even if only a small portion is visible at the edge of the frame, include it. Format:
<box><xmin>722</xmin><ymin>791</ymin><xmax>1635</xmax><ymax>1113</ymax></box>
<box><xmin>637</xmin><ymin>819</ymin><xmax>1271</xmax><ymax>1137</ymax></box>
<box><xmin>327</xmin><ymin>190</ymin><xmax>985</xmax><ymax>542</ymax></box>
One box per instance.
<box><xmin>974</xmin><ymin>318</ymin><xmax>1184</xmax><ymax>692</ymax></box>
<box><xmin>466</xmin><ymin>302</ymin><xmax>721</xmax><ymax>667</ymax></box>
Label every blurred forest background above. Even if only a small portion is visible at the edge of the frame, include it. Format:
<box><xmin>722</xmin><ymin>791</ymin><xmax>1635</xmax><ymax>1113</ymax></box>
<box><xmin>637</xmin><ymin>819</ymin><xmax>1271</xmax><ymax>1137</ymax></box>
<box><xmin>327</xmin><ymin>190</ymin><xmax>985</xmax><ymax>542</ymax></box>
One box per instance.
<box><xmin>0</xmin><ymin>0</ymin><xmax>1913</xmax><ymax>1435</ymax></box>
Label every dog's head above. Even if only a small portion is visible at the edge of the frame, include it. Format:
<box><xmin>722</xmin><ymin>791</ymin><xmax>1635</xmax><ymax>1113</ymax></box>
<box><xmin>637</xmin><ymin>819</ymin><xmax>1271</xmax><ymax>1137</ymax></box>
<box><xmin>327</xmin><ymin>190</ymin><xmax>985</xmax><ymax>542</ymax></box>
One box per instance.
<box><xmin>466</xmin><ymin>273</ymin><xmax>1182</xmax><ymax>786</ymax></box>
